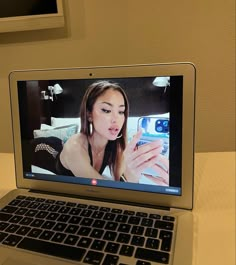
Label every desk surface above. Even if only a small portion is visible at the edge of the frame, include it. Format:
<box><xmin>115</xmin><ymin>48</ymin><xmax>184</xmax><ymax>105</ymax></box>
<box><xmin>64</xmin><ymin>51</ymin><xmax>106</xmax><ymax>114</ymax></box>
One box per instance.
<box><xmin>0</xmin><ymin>152</ymin><xmax>235</xmax><ymax>265</ymax></box>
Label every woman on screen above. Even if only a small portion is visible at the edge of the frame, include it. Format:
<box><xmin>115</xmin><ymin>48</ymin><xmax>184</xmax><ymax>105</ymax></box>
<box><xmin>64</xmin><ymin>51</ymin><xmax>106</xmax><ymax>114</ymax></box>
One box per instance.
<box><xmin>56</xmin><ymin>80</ymin><xmax>168</xmax><ymax>184</ymax></box>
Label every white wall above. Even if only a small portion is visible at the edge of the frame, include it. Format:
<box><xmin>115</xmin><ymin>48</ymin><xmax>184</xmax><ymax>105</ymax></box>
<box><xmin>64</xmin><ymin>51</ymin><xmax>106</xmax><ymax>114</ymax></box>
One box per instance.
<box><xmin>0</xmin><ymin>0</ymin><xmax>235</xmax><ymax>152</ymax></box>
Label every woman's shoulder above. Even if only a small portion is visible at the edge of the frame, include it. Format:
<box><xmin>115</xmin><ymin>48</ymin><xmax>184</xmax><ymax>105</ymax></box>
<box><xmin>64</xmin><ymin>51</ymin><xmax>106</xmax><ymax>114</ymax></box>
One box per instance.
<box><xmin>63</xmin><ymin>133</ymin><xmax>88</xmax><ymax>153</ymax></box>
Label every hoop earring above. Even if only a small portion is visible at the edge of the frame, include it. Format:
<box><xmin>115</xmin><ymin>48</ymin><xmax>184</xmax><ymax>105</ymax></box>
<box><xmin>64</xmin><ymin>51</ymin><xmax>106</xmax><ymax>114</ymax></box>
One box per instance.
<box><xmin>89</xmin><ymin>122</ymin><xmax>93</xmax><ymax>135</ymax></box>
<box><xmin>116</xmin><ymin>134</ymin><xmax>122</xmax><ymax>139</ymax></box>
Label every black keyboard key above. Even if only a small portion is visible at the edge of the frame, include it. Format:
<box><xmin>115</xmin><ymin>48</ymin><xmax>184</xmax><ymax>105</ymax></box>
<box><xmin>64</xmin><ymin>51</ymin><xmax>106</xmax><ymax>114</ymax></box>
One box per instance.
<box><xmin>131</xmin><ymin>235</ymin><xmax>145</xmax><ymax>246</ymax></box>
<box><xmin>102</xmin><ymin>254</ymin><xmax>119</xmax><ymax>265</ymax></box>
<box><xmin>136</xmin><ymin>212</ymin><xmax>148</xmax><ymax>217</ymax></box>
<box><xmin>77</xmin><ymin>226</ymin><xmax>91</xmax><ymax>236</ymax></box>
<box><xmin>77</xmin><ymin>237</ymin><xmax>92</xmax><ymax>248</ymax></box>
<box><xmin>104</xmin><ymin>213</ymin><xmax>116</xmax><ymax>221</ymax></box>
<box><xmin>111</xmin><ymin>208</ymin><xmax>122</xmax><ymax>214</ymax></box>
<box><xmin>65</xmin><ymin>224</ymin><xmax>79</xmax><ymax>234</ymax></box>
<box><xmin>145</xmin><ymin>228</ymin><xmax>158</xmax><ymax>238</ymax></box>
<box><xmin>6</xmin><ymin>224</ymin><xmax>20</xmax><ymax>233</ymax></box>
<box><xmin>160</xmin><ymin>230</ymin><xmax>173</xmax><ymax>251</ymax></box>
<box><xmin>136</xmin><ymin>261</ymin><xmax>151</xmax><ymax>265</ymax></box>
<box><xmin>46</xmin><ymin>212</ymin><xmax>60</xmax><ymax>221</ymax></box>
<box><xmin>31</xmin><ymin>219</ymin><xmax>44</xmax><ymax>227</ymax></box>
<box><xmin>0</xmin><ymin>232</ymin><xmax>8</xmax><ymax>242</ymax></box>
<box><xmin>135</xmin><ymin>248</ymin><xmax>169</xmax><ymax>264</ymax></box>
<box><xmin>69</xmin><ymin>208</ymin><xmax>81</xmax><ymax>216</ymax></box>
<box><xmin>128</xmin><ymin>216</ymin><xmax>141</xmax><ymax>225</ymax></box>
<box><xmin>123</xmin><ymin>210</ymin><xmax>135</xmax><ymax>215</ymax></box>
<box><xmin>35</xmin><ymin>210</ymin><xmax>48</xmax><ymax>219</ymax></box>
<box><xmin>105</xmin><ymin>242</ymin><xmax>120</xmax><ymax>254</ymax></box>
<box><xmin>64</xmin><ymin>235</ymin><xmax>79</xmax><ymax>245</ymax></box>
<box><xmin>25</xmin><ymin>209</ymin><xmax>38</xmax><ymax>217</ymax></box>
<box><xmin>66</xmin><ymin>202</ymin><xmax>77</xmax><ymax>207</ymax></box>
<box><xmin>119</xmin><ymin>245</ymin><xmax>134</xmax><ymax>257</ymax></box>
<box><xmin>58</xmin><ymin>214</ymin><xmax>70</xmax><ymax>222</ymax></box>
<box><xmin>39</xmin><ymin>230</ymin><xmax>54</xmax><ymax>240</ymax></box>
<box><xmin>141</xmin><ymin>218</ymin><xmax>153</xmax><ymax>227</ymax></box>
<box><xmin>103</xmin><ymin>231</ymin><xmax>117</xmax><ymax>241</ymax></box>
<box><xmin>117</xmin><ymin>233</ymin><xmax>131</xmax><ymax>244</ymax></box>
<box><xmin>163</xmin><ymin>215</ymin><xmax>175</xmax><ymax>222</ymax></box>
<box><xmin>38</xmin><ymin>203</ymin><xmax>51</xmax><ymax>210</ymax></box>
<box><xmin>90</xmin><ymin>229</ymin><xmax>104</xmax><ymax>239</ymax></box>
<box><xmin>18</xmin><ymin>200</ymin><xmax>31</xmax><ymax>208</ymax></box>
<box><xmin>91</xmin><ymin>239</ymin><xmax>106</xmax><ymax>251</ymax></box>
<box><xmin>84</xmin><ymin>250</ymin><xmax>104</xmax><ymax>264</ymax></box>
<box><xmin>19</xmin><ymin>217</ymin><xmax>33</xmax><ymax>226</ymax></box>
<box><xmin>118</xmin><ymin>223</ymin><xmax>131</xmax><ymax>233</ymax></box>
<box><xmin>58</xmin><ymin>206</ymin><xmax>71</xmax><ymax>214</ymax></box>
<box><xmin>9</xmin><ymin>215</ymin><xmax>23</xmax><ymax>224</ymax></box>
<box><xmin>28</xmin><ymin>202</ymin><xmax>41</xmax><ymax>209</ymax></box>
<box><xmin>15</xmin><ymin>208</ymin><xmax>28</xmax><ymax>215</ymax></box>
<box><xmin>53</xmin><ymin>222</ymin><xmax>67</xmax><ymax>232</ymax></box>
<box><xmin>105</xmin><ymin>222</ymin><xmax>118</xmax><ymax>231</ymax></box>
<box><xmin>25</xmin><ymin>196</ymin><xmax>36</xmax><ymax>201</ymax></box>
<box><xmin>81</xmin><ymin>209</ymin><xmax>93</xmax><ymax>217</ymax></box>
<box><xmin>55</xmin><ymin>200</ymin><xmax>66</xmax><ymax>205</ymax></box>
<box><xmin>0</xmin><ymin>212</ymin><xmax>12</xmax><ymax>221</ymax></box>
<box><xmin>149</xmin><ymin>214</ymin><xmax>161</xmax><ymax>219</ymax></box>
<box><xmin>18</xmin><ymin>237</ymin><xmax>86</xmax><ymax>262</ymax></box>
<box><xmin>1</xmin><ymin>206</ymin><xmax>17</xmax><ymax>214</ymax></box>
<box><xmin>2</xmin><ymin>234</ymin><xmax>22</xmax><ymax>246</ymax></box>
<box><xmin>155</xmin><ymin>220</ymin><xmax>174</xmax><ymax>231</ymax></box>
<box><xmin>93</xmin><ymin>219</ymin><xmax>105</xmax><ymax>228</ymax></box>
<box><xmin>9</xmin><ymin>199</ymin><xmax>21</xmax><ymax>206</ymax></box>
<box><xmin>51</xmin><ymin>232</ymin><xmax>66</xmax><ymax>243</ymax></box>
<box><xmin>69</xmin><ymin>216</ymin><xmax>82</xmax><ymax>224</ymax></box>
<box><xmin>92</xmin><ymin>211</ymin><xmax>104</xmax><ymax>219</ymax></box>
<box><xmin>146</xmin><ymin>238</ymin><xmax>160</xmax><ymax>249</ymax></box>
<box><xmin>42</xmin><ymin>220</ymin><xmax>55</xmax><ymax>230</ymax></box>
<box><xmin>16</xmin><ymin>226</ymin><xmax>31</xmax><ymax>236</ymax></box>
<box><xmin>116</xmin><ymin>214</ymin><xmax>128</xmax><ymax>223</ymax></box>
<box><xmin>28</xmin><ymin>228</ymin><xmax>42</xmax><ymax>238</ymax></box>
<box><xmin>131</xmin><ymin>226</ymin><xmax>144</xmax><ymax>235</ymax></box>
<box><xmin>45</xmin><ymin>199</ymin><xmax>56</xmax><ymax>204</ymax></box>
<box><xmin>100</xmin><ymin>207</ymin><xmax>110</xmax><ymax>212</ymax></box>
<box><xmin>0</xmin><ymin>222</ymin><xmax>9</xmax><ymax>231</ymax></box>
<box><xmin>48</xmin><ymin>205</ymin><xmax>60</xmax><ymax>212</ymax></box>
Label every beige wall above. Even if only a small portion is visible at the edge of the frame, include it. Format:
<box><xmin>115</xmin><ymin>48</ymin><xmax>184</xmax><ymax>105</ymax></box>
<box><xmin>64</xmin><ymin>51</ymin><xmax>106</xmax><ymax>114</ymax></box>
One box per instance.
<box><xmin>0</xmin><ymin>0</ymin><xmax>235</xmax><ymax>153</ymax></box>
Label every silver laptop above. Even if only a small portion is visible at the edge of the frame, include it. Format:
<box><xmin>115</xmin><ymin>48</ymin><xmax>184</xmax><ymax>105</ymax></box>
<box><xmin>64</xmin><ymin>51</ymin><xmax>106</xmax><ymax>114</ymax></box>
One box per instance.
<box><xmin>0</xmin><ymin>63</ymin><xmax>195</xmax><ymax>265</ymax></box>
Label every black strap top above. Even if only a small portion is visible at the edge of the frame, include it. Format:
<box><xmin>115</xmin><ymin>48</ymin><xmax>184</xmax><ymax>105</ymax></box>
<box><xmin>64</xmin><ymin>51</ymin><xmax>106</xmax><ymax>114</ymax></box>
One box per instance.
<box><xmin>55</xmin><ymin>142</ymin><xmax>110</xmax><ymax>177</ymax></box>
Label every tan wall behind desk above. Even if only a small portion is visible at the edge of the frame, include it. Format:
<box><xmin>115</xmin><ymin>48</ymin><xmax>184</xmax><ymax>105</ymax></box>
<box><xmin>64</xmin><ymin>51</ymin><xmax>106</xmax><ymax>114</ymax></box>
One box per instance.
<box><xmin>0</xmin><ymin>0</ymin><xmax>235</xmax><ymax>153</ymax></box>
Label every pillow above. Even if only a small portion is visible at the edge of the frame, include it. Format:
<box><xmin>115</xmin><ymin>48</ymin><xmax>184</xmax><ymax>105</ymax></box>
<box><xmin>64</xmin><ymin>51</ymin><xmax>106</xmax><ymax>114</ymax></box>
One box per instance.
<box><xmin>51</xmin><ymin>117</ymin><xmax>81</xmax><ymax>129</ymax></box>
<box><xmin>33</xmin><ymin>124</ymin><xmax>78</xmax><ymax>143</ymax></box>
<box><xmin>40</xmin><ymin>124</ymin><xmax>54</xmax><ymax>130</ymax></box>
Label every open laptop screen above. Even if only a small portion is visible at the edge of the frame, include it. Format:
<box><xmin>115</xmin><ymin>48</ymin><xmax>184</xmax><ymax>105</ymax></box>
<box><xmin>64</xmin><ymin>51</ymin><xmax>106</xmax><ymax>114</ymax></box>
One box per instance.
<box><xmin>17</xmin><ymin>75</ymin><xmax>183</xmax><ymax>196</ymax></box>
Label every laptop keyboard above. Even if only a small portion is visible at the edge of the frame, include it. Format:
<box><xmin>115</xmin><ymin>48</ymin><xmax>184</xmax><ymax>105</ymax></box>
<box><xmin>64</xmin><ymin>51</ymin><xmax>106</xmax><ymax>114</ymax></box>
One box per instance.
<box><xmin>0</xmin><ymin>195</ymin><xmax>176</xmax><ymax>265</ymax></box>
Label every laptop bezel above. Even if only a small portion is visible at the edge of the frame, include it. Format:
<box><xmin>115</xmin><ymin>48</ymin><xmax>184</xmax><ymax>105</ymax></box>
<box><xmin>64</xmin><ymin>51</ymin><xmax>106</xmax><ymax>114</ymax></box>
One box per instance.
<box><xmin>9</xmin><ymin>63</ymin><xmax>195</xmax><ymax>210</ymax></box>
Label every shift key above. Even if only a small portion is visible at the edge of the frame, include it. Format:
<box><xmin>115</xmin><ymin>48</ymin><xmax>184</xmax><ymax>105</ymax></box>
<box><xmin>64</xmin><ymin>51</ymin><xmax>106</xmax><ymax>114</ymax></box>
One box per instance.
<box><xmin>135</xmin><ymin>248</ymin><xmax>169</xmax><ymax>264</ymax></box>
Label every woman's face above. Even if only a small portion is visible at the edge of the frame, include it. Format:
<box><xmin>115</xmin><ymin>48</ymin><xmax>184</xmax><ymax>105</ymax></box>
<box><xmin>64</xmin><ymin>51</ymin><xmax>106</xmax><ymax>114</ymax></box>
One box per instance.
<box><xmin>90</xmin><ymin>89</ymin><xmax>126</xmax><ymax>141</ymax></box>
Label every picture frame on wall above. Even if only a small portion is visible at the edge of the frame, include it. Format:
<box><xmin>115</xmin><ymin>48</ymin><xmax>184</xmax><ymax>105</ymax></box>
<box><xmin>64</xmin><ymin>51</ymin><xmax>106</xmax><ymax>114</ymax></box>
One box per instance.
<box><xmin>0</xmin><ymin>0</ymin><xmax>64</xmax><ymax>33</ymax></box>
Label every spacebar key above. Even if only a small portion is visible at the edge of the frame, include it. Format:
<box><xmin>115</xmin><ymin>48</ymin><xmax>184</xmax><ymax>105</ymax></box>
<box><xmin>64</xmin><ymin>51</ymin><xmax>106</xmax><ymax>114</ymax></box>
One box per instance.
<box><xmin>135</xmin><ymin>248</ymin><xmax>169</xmax><ymax>264</ymax></box>
<box><xmin>18</xmin><ymin>237</ymin><xmax>86</xmax><ymax>261</ymax></box>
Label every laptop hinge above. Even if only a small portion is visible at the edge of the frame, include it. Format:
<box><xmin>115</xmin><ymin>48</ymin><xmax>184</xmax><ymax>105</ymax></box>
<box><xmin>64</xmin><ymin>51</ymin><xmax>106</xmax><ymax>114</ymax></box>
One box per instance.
<box><xmin>29</xmin><ymin>189</ymin><xmax>171</xmax><ymax>211</ymax></box>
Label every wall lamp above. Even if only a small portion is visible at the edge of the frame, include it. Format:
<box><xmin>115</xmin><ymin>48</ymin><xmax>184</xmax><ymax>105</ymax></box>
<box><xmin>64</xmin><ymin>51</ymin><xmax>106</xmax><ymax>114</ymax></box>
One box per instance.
<box><xmin>152</xmin><ymin>76</ymin><xmax>170</xmax><ymax>94</ymax></box>
<box><xmin>41</xmin><ymin>83</ymin><xmax>63</xmax><ymax>101</ymax></box>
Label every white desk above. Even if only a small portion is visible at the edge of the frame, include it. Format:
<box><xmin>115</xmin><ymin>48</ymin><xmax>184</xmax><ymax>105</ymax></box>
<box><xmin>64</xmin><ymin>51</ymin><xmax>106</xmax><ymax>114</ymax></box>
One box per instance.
<box><xmin>0</xmin><ymin>152</ymin><xmax>235</xmax><ymax>265</ymax></box>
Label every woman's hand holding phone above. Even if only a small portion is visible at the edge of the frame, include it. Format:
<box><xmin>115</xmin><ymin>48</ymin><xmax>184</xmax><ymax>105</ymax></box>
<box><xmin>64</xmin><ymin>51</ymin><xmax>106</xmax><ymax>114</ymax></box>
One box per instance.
<box><xmin>123</xmin><ymin>129</ymin><xmax>169</xmax><ymax>184</ymax></box>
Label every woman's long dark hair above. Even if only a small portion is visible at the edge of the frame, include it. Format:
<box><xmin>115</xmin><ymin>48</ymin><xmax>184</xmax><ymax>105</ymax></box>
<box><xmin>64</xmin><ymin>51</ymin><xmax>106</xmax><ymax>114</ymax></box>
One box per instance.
<box><xmin>80</xmin><ymin>80</ymin><xmax>129</xmax><ymax>181</ymax></box>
